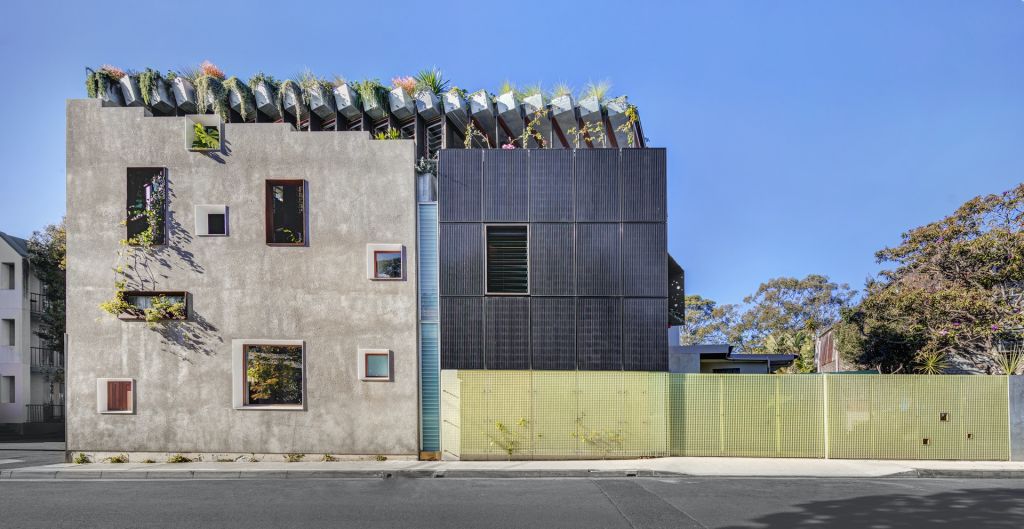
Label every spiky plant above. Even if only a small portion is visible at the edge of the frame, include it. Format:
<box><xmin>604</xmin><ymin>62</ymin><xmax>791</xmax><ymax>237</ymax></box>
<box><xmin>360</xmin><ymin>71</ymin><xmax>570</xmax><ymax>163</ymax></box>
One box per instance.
<box><xmin>581</xmin><ymin>80</ymin><xmax>611</xmax><ymax>103</ymax></box>
<box><xmin>550</xmin><ymin>83</ymin><xmax>573</xmax><ymax>99</ymax></box>
<box><xmin>914</xmin><ymin>351</ymin><xmax>950</xmax><ymax>375</ymax></box>
<box><xmin>414</xmin><ymin>67</ymin><xmax>448</xmax><ymax>96</ymax></box>
<box><xmin>992</xmin><ymin>343</ymin><xmax>1024</xmax><ymax>375</ymax></box>
<box><xmin>521</xmin><ymin>84</ymin><xmax>543</xmax><ymax>98</ymax></box>
<box><xmin>498</xmin><ymin>80</ymin><xmax>518</xmax><ymax>97</ymax></box>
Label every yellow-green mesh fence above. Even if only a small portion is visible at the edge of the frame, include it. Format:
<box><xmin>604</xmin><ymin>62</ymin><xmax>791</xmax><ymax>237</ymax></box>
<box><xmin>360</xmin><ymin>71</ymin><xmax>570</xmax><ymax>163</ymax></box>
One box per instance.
<box><xmin>442</xmin><ymin>371</ymin><xmax>1010</xmax><ymax>460</ymax></box>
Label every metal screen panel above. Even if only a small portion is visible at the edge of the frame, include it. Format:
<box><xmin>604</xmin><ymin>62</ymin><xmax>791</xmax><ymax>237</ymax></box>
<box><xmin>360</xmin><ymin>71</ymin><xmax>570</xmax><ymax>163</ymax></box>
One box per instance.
<box><xmin>438</xmin><ymin>149</ymin><xmax>482</xmax><ymax>222</ymax></box>
<box><xmin>623</xmin><ymin>298</ymin><xmax>668</xmax><ymax>371</ymax></box>
<box><xmin>621</xmin><ymin>223</ymin><xmax>667</xmax><ymax>297</ymax></box>
<box><xmin>621</xmin><ymin>148</ymin><xmax>666</xmax><ymax>222</ymax></box>
<box><xmin>530</xmin><ymin>150</ymin><xmax>573</xmax><ymax>222</ymax></box>
<box><xmin>530</xmin><ymin>297</ymin><xmax>576</xmax><ymax>370</ymax></box>
<box><xmin>576</xmin><ymin>223</ymin><xmax>621</xmax><ymax>296</ymax></box>
<box><xmin>439</xmin><ymin>223</ymin><xmax>482</xmax><ymax>296</ymax></box>
<box><xmin>577</xmin><ymin>298</ymin><xmax>622</xmax><ymax>370</ymax></box>
<box><xmin>530</xmin><ymin>223</ymin><xmax>575</xmax><ymax>296</ymax></box>
<box><xmin>574</xmin><ymin>150</ymin><xmax>620</xmax><ymax>222</ymax></box>
<box><xmin>483</xmin><ymin>149</ymin><xmax>529</xmax><ymax>222</ymax></box>
<box><xmin>440</xmin><ymin>297</ymin><xmax>484</xmax><ymax>369</ymax></box>
<box><xmin>484</xmin><ymin>297</ymin><xmax>530</xmax><ymax>369</ymax></box>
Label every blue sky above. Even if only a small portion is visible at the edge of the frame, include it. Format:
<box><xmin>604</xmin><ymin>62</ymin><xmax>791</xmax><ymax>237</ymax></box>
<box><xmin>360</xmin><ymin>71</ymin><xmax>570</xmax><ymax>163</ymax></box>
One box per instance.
<box><xmin>0</xmin><ymin>1</ymin><xmax>1021</xmax><ymax>306</ymax></box>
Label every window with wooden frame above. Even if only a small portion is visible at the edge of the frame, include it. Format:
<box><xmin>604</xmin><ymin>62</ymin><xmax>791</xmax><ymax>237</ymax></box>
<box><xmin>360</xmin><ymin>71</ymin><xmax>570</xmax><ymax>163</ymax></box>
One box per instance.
<box><xmin>265</xmin><ymin>180</ymin><xmax>306</xmax><ymax>245</ymax></box>
<box><xmin>366</xmin><ymin>244</ymin><xmax>405</xmax><ymax>281</ymax></box>
<box><xmin>359</xmin><ymin>349</ymin><xmax>393</xmax><ymax>381</ymax></box>
<box><xmin>126</xmin><ymin>168</ymin><xmax>166</xmax><ymax>246</ymax></box>
<box><xmin>485</xmin><ymin>225</ymin><xmax>529</xmax><ymax>294</ymax></box>
<box><xmin>231</xmin><ymin>340</ymin><xmax>305</xmax><ymax>410</ymax></box>
<box><xmin>119</xmin><ymin>291</ymin><xmax>187</xmax><ymax>321</ymax></box>
<box><xmin>97</xmin><ymin>378</ymin><xmax>134</xmax><ymax>414</ymax></box>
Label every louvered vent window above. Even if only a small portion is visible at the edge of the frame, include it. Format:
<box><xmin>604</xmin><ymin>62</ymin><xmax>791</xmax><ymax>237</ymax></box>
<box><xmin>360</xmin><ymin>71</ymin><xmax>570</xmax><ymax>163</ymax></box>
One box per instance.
<box><xmin>486</xmin><ymin>225</ymin><xmax>529</xmax><ymax>294</ymax></box>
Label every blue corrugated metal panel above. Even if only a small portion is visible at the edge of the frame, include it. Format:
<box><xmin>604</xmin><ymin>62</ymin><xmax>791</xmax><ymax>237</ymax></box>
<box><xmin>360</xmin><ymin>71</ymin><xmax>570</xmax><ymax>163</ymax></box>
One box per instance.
<box><xmin>418</xmin><ymin>204</ymin><xmax>439</xmax><ymax>321</ymax></box>
<box><xmin>576</xmin><ymin>223</ymin><xmax>621</xmax><ymax>296</ymax></box>
<box><xmin>439</xmin><ymin>223</ymin><xmax>483</xmax><ymax>296</ymax></box>
<box><xmin>483</xmin><ymin>149</ymin><xmax>529</xmax><ymax>222</ymax></box>
<box><xmin>621</xmin><ymin>223</ymin><xmax>667</xmax><ymax>297</ymax></box>
<box><xmin>438</xmin><ymin>149</ymin><xmax>483</xmax><ymax>222</ymax></box>
<box><xmin>623</xmin><ymin>298</ymin><xmax>668</xmax><ymax>371</ymax></box>
<box><xmin>419</xmin><ymin>322</ymin><xmax>440</xmax><ymax>451</ymax></box>
<box><xmin>485</xmin><ymin>297</ymin><xmax>531</xmax><ymax>369</ymax></box>
<box><xmin>530</xmin><ymin>150</ymin><xmax>573</xmax><ymax>222</ymax></box>
<box><xmin>530</xmin><ymin>223</ymin><xmax>575</xmax><ymax>296</ymax></box>
<box><xmin>575</xmin><ymin>149</ymin><xmax>620</xmax><ymax>222</ymax></box>
<box><xmin>621</xmin><ymin>149</ymin><xmax>667</xmax><ymax>222</ymax></box>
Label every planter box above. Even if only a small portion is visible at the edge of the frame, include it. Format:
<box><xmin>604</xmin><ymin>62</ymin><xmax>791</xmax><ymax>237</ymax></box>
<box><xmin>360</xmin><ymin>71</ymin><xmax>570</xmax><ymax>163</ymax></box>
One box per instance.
<box><xmin>389</xmin><ymin>87</ymin><xmax>416</xmax><ymax>121</ymax></box>
<box><xmin>363</xmin><ymin>89</ymin><xmax>387</xmax><ymax>120</ymax></box>
<box><xmin>333</xmin><ymin>84</ymin><xmax>361</xmax><ymax>120</ymax></box>
<box><xmin>522</xmin><ymin>93</ymin><xmax>551</xmax><ymax>148</ymax></box>
<box><xmin>550</xmin><ymin>94</ymin><xmax>577</xmax><ymax>140</ymax></box>
<box><xmin>120</xmin><ymin>76</ymin><xmax>144</xmax><ymax>107</ymax></box>
<box><xmin>253</xmin><ymin>81</ymin><xmax>280</xmax><ymax>119</ymax></box>
<box><xmin>606</xmin><ymin>96</ymin><xmax>632</xmax><ymax>147</ymax></box>
<box><xmin>307</xmin><ymin>87</ymin><xmax>336</xmax><ymax>120</ymax></box>
<box><xmin>280</xmin><ymin>83</ymin><xmax>304</xmax><ymax>119</ymax></box>
<box><xmin>98</xmin><ymin>79</ymin><xmax>124</xmax><ymax>107</ymax></box>
<box><xmin>149</xmin><ymin>78</ymin><xmax>176</xmax><ymax>114</ymax></box>
<box><xmin>495</xmin><ymin>91</ymin><xmax>524</xmax><ymax>142</ymax></box>
<box><xmin>415</xmin><ymin>90</ymin><xmax>441</xmax><ymax>121</ymax></box>
<box><xmin>171</xmin><ymin>78</ymin><xmax>197</xmax><ymax>114</ymax></box>
<box><xmin>442</xmin><ymin>91</ymin><xmax>468</xmax><ymax>130</ymax></box>
<box><xmin>186</xmin><ymin>114</ymin><xmax>222</xmax><ymax>152</ymax></box>
<box><xmin>469</xmin><ymin>90</ymin><xmax>495</xmax><ymax>136</ymax></box>
<box><xmin>577</xmin><ymin>95</ymin><xmax>603</xmax><ymax>125</ymax></box>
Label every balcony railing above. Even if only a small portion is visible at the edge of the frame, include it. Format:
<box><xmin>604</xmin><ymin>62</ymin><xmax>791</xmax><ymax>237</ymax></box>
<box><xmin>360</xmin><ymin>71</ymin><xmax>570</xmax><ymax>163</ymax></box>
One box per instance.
<box><xmin>29</xmin><ymin>292</ymin><xmax>50</xmax><ymax>315</ymax></box>
<box><xmin>30</xmin><ymin>347</ymin><xmax>63</xmax><ymax>369</ymax></box>
<box><xmin>25</xmin><ymin>404</ymin><xmax>64</xmax><ymax>423</ymax></box>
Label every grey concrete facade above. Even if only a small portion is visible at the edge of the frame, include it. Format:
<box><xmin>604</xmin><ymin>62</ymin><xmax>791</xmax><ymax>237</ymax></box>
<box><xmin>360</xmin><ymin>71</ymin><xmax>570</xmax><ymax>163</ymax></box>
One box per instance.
<box><xmin>66</xmin><ymin>99</ymin><xmax>419</xmax><ymax>456</ymax></box>
<box><xmin>1012</xmin><ymin>376</ymin><xmax>1024</xmax><ymax>461</ymax></box>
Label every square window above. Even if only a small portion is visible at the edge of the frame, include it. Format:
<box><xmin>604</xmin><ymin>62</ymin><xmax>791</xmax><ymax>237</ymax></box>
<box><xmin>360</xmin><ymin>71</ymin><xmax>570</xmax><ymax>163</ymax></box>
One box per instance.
<box><xmin>266</xmin><ymin>180</ymin><xmax>306</xmax><ymax>246</ymax></box>
<box><xmin>366</xmin><ymin>244</ymin><xmax>405</xmax><ymax>281</ymax></box>
<box><xmin>195</xmin><ymin>205</ymin><xmax>228</xmax><ymax>236</ymax></box>
<box><xmin>96</xmin><ymin>378</ymin><xmax>134</xmax><ymax>414</ymax></box>
<box><xmin>126</xmin><ymin>168</ymin><xmax>166</xmax><ymax>246</ymax></box>
<box><xmin>1</xmin><ymin>376</ymin><xmax>14</xmax><ymax>403</ymax></box>
<box><xmin>186</xmin><ymin>114</ymin><xmax>221</xmax><ymax>151</ymax></box>
<box><xmin>232</xmin><ymin>340</ymin><xmax>305</xmax><ymax>410</ymax></box>
<box><xmin>359</xmin><ymin>349</ymin><xmax>393</xmax><ymax>381</ymax></box>
<box><xmin>486</xmin><ymin>225</ymin><xmax>529</xmax><ymax>294</ymax></box>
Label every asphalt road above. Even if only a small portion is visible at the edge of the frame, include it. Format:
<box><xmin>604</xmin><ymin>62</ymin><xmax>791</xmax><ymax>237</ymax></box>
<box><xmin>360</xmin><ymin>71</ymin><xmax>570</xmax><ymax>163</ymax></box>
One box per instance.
<box><xmin>0</xmin><ymin>448</ymin><xmax>64</xmax><ymax>470</ymax></box>
<box><xmin>1</xmin><ymin>476</ymin><xmax>1022</xmax><ymax>528</ymax></box>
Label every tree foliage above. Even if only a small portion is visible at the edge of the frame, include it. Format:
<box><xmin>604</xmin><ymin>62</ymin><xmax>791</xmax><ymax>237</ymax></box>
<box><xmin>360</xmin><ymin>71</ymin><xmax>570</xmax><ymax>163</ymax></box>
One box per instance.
<box><xmin>27</xmin><ymin>218</ymin><xmax>66</xmax><ymax>353</ymax></box>
<box><xmin>679</xmin><ymin>294</ymin><xmax>739</xmax><ymax>345</ymax></box>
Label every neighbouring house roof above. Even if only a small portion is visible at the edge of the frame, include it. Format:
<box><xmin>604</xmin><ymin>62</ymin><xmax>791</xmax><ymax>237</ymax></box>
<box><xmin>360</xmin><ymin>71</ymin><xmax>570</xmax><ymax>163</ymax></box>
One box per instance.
<box><xmin>0</xmin><ymin>231</ymin><xmax>29</xmax><ymax>258</ymax></box>
<box><xmin>677</xmin><ymin>344</ymin><xmax>797</xmax><ymax>366</ymax></box>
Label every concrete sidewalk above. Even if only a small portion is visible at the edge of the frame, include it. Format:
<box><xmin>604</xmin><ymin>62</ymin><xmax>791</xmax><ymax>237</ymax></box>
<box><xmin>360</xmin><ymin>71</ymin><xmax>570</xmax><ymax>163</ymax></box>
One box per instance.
<box><xmin>4</xmin><ymin>457</ymin><xmax>1024</xmax><ymax>480</ymax></box>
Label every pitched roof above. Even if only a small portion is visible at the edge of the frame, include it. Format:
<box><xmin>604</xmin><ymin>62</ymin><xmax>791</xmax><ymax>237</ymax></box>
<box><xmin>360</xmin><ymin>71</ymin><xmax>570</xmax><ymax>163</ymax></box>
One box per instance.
<box><xmin>0</xmin><ymin>231</ymin><xmax>29</xmax><ymax>258</ymax></box>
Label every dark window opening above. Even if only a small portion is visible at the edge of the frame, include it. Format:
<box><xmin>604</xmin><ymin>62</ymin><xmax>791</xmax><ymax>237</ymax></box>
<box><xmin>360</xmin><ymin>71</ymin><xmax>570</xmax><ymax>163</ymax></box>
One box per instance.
<box><xmin>374</xmin><ymin>251</ymin><xmax>403</xmax><ymax>279</ymax></box>
<box><xmin>126</xmin><ymin>168</ymin><xmax>166</xmax><ymax>246</ymax></box>
<box><xmin>712</xmin><ymin>368</ymin><xmax>741</xmax><ymax>374</ymax></box>
<box><xmin>244</xmin><ymin>344</ymin><xmax>303</xmax><ymax>406</ymax></box>
<box><xmin>486</xmin><ymin>225</ymin><xmax>528</xmax><ymax>294</ymax></box>
<box><xmin>207</xmin><ymin>213</ymin><xmax>226</xmax><ymax>235</ymax></box>
<box><xmin>266</xmin><ymin>180</ymin><xmax>306</xmax><ymax>245</ymax></box>
<box><xmin>106</xmin><ymin>381</ymin><xmax>132</xmax><ymax>412</ymax></box>
<box><xmin>120</xmin><ymin>291</ymin><xmax>187</xmax><ymax>321</ymax></box>
<box><xmin>1</xmin><ymin>263</ymin><xmax>13</xmax><ymax>290</ymax></box>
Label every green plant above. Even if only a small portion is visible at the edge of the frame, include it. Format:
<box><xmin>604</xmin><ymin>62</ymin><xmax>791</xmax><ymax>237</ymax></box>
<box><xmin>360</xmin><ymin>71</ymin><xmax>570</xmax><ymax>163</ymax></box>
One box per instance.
<box><xmin>993</xmin><ymin>343</ymin><xmax>1024</xmax><ymax>375</ymax></box>
<box><xmin>84</xmin><ymin>65</ymin><xmax>126</xmax><ymax>98</ymax></box>
<box><xmin>299</xmin><ymin>70</ymin><xmax>333</xmax><ymax>107</ymax></box>
<box><xmin>353</xmin><ymin>79</ymin><xmax>388</xmax><ymax>112</ymax></box>
<box><xmin>246</xmin><ymin>346</ymin><xmax>303</xmax><ymax>404</ymax></box>
<box><xmin>374</xmin><ymin>454</ymin><xmax>388</xmax><ymax>462</ymax></box>
<box><xmin>571</xmin><ymin>418</ymin><xmax>625</xmax><ymax>457</ymax></box>
<box><xmin>137</xmin><ymin>68</ymin><xmax>161</xmax><ymax>106</ymax></box>
<box><xmin>275</xmin><ymin>79</ymin><xmax>308</xmax><ymax>122</ymax></box>
<box><xmin>566</xmin><ymin>121</ymin><xmax>607</xmax><ymax>148</ymax></box>
<box><xmin>106</xmin><ymin>454</ymin><xmax>129</xmax><ymax>464</ymax></box>
<box><xmin>216</xmin><ymin>457</ymin><xmax>235</xmax><ymax>463</ymax></box>
<box><xmin>581</xmin><ymin>80</ymin><xmax>611</xmax><ymax>103</ymax></box>
<box><xmin>518</xmin><ymin>108</ymin><xmax>549</xmax><ymax>148</ymax></box>
<box><xmin>142</xmin><ymin>295</ymin><xmax>186</xmax><ymax>326</ymax></box>
<box><xmin>374</xmin><ymin>127</ymin><xmax>401</xmax><ymax>140</ymax></box>
<box><xmin>498</xmin><ymin>80</ymin><xmax>520</xmax><ymax>98</ymax></box>
<box><xmin>914</xmin><ymin>351</ymin><xmax>950</xmax><ymax>375</ymax></box>
<box><xmin>616</xmin><ymin>103</ymin><xmax>640</xmax><ymax>147</ymax></box>
<box><xmin>487</xmin><ymin>417</ymin><xmax>529</xmax><ymax>458</ymax></box>
<box><xmin>223</xmin><ymin>76</ymin><xmax>256</xmax><ymax>121</ymax></box>
<box><xmin>415</xmin><ymin>155</ymin><xmax>438</xmax><ymax>175</ymax></box>
<box><xmin>195</xmin><ymin>74</ymin><xmax>229</xmax><ymax>121</ymax></box>
<box><xmin>414</xmin><ymin>67</ymin><xmax>448</xmax><ymax>96</ymax></box>
<box><xmin>463</xmin><ymin>120</ymin><xmax>490</xmax><ymax>148</ymax></box>
<box><xmin>167</xmin><ymin>454</ymin><xmax>193</xmax><ymax>463</ymax></box>
<box><xmin>284</xmin><ymin>453</ymin><xmax>305</xmax><ymax>462</ymax></box>
<box><xmin>191</xmin><ymin>122</ymin><xmax>220</xmax><ymax>150</ymax></box>
<box><xmin>73</xmin><ymin>453</ymin><xmax>91</xmax><ymax>464</ymax></box>
<box><xmin>448</xmin><ymin>86</ymin><xmax>469</xmax><ymax>100</ymax></box>
<box><xmin>141</xmin><ymin>459</ymin><xmax>156</xmax><ymax>464</ymax></box>
<box><xmin>521</xmin><ymin>84</ymin><xmax>543</xmax><ymax>98</ymax></box>
<box><xmin>248</xmin><ymin>71</ymin><xmax>280</xmax><ymax>94</ymax></box>
<box><xmin>321</xmin><ymin>454</ymin><xmax>338</xmax><ymax>462</ymax></box>
<box><xmin>550</xmin><ymin>83</ymin><xmax>572</xmax><ymax>99</ymax></box>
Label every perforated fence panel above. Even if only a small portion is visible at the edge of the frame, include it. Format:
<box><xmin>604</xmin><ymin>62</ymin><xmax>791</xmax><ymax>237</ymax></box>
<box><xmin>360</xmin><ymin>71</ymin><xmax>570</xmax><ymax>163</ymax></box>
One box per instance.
<box><xmin>441</xmin><ymin>371</ymin><xmax>1011</xmax><ymax>461</ymax></box>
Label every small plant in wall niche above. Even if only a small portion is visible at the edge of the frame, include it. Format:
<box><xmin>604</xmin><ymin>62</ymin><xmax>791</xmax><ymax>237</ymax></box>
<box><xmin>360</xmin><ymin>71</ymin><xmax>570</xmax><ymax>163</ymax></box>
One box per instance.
<box><xmin>321</xmin><ymin>454</ymin><xmax>338</xmax><ymax>462</ymax></box>
<box><xmin>167</xmin><ymin>454</ymin><xmax>193</xmax><ymax>463</ymax></box>
<box><xmin>373</xmin><ymin>127</ymin><xmax>401</xmax><ymax>140</ymax></box>
<box><xmin>246</xmin><ymin>454</ymin><xmax>260</xmax><ymax>463</ymax></box>
<box><xmin>284</xmin><ymin>453</ymin><xmax>305</xmax><ymax>463</ymax></box>
<box><xmin>141</xmin><ymin>459</ymin><xmax>156</xmax><ymax>464</ymax></box>
<box><xmin>105</xmin><ymin>454</ymin><xmax>129</xmax><ymax>464</ymax></box>
<box><xmin>73</xmin><ymin>452</ymin><xmax>91</xmax><ymax>464</ymax></box>
<box><xmin>374</xmin><ymin>455</ymin><xmax>388</xmax><ymax>462</ymax></box>
<box><xmin>191</xmin><ymin>121</ymin><xmax>221</xmax><ymax>150</ymax></box>
<box><xmin>143</xmin><ymin>295</ymin><xmax>186</xmax><ymax>326</ymax></box>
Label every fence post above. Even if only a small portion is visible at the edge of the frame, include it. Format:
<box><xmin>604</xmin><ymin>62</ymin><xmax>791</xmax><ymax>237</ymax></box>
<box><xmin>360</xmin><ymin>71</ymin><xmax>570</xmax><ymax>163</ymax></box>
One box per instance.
<box><xmin>823</xmin><ymin>374</ymin><xmax>830</xmax><ymax>459</ymax></box>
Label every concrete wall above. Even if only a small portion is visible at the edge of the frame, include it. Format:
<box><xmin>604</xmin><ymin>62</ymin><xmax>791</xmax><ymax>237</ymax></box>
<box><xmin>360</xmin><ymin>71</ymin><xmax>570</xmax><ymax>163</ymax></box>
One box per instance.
<box><xmin>1012</xmin><ymin>376</ymin><xmax>1024</xmax><ymax>461</ymax></box>
<box><xmin>0</xmin><ymin>239</ymin><xmax>30</xmax><ymax>423</ymax></box>
<box><xmin>66</xmin><ymin>99</ymin><xmax>419</xmax><ymax>455</ymax></box>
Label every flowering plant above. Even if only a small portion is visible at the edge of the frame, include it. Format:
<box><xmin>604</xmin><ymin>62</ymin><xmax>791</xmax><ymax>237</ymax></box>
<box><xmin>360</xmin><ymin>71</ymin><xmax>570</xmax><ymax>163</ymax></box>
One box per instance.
<box><xmin>391</xmin><ymin>76</ymin><xmax>417</xmax><ymax>94</ymax></box>
<box><xmin>200</xmin><ymin>60</ymin><xmax>225</xmax><ymax>80</ymax></box>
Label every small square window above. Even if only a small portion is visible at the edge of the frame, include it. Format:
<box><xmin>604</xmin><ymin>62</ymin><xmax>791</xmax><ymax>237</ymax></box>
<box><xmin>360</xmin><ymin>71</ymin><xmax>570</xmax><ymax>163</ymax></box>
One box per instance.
<box><xmin>195</xmin><ymin>205</ymin><xmax>228</xmax><ymax>236</ymax></box>
<box><xmin>359</xmin><ymin>349</ymin><xmax>393</xmax><ymax>382</ymax></box>
<box><xmin>97</xmin><ymin>378</ymin><xmax>134</xmax><ymax>414</ymax></box>
<box><xmin>232</xmin><ymin>340</ymin><xmax>305</xmax><ymax>410</ymax></box>
<box><xmin>366</xmin><ymin>244</ymin><xmax>405</xmax><ymax>281</ymax></box>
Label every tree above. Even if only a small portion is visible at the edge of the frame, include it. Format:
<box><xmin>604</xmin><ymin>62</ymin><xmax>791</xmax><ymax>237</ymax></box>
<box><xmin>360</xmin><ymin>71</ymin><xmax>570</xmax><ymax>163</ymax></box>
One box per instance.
<box><xmin>732</xmin><ymin>275</ymin><xmax>856</xmax><ymax>352</ymax></box>
<box><xmin>27</xmin><ymin>219</ymin><xmax>66</xmax><ymax>353</ymax></box>
<box><xmin>679</xmin><ymin>294</ymin><xmax>739</xmax><ymax>345</ymax></box>
<box><xmin>844</xmin><ymin>184</ymin><xmax>1024</xmax><ymax>373</ymax></box>
<box><xmin>763</xmin><ymin>330</ymin><xmax>816</xmax><ymax>373</ymax></box>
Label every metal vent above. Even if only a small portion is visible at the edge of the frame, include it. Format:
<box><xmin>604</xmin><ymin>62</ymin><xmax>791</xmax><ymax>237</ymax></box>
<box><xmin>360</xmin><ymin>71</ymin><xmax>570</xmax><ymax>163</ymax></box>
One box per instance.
<box><xmin>486</xmin><ymin>225</ymin><xmax>528</xmax><ymax>294</ymax></box>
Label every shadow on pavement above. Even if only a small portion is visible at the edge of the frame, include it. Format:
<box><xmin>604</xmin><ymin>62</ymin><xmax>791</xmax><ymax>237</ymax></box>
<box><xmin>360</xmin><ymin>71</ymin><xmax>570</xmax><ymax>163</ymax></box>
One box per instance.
<box><xmin>720</xmin><ymin>487</ymin><xmax>1024</xmax><ymax>528</ymax></box>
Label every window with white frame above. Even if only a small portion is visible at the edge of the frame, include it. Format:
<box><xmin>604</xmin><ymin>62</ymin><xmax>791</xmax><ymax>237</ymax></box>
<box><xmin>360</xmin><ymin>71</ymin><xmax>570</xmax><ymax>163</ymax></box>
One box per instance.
<box><xmin>232</xmin><ymin>340</ymin><xmax>305</xmax><ymax>409</ymax></box>
<box><xmin>96</xmin><ymin>378</ymin><xmax>134</xmax><ymax>413</ymax></box>
<box><xmin>195</xmin><ymin>205</ymin><xmax>228</xmax><ymax>236</ymax></box>
<box><xmin>366</xmin><ymin>244</ymin><xmax>405</xmax><ymax>280</ymax></box>
<box><xmin>359</xmin><ymin>349</ymin><xmax>393</xmax><ymax>381</ymax></box>
<box><xmin>1</xmin><ymin>376</ymin><xmax>14</xmax><ymax>403</ymax></box>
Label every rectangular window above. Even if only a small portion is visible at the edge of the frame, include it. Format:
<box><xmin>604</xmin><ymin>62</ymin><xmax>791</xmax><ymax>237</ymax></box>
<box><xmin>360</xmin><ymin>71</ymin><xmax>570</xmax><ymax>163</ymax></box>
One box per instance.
<box><xmin>265</xmin><ymin>180</ymin><xmax>306</xmax><ymax>245</ymax></box>
<box><xmin>1</xmin><ymin>262</ymin><xmax>13</xmax><ymax>289</ymax></box>
<box><xmin>2</xmin><ymin>319</ymin><xmax>13</xmax><ymax>346</ymax></box>
<box><xmin>374</xmin><ymin>251</ymin><xmax>403</xmax><ymax>279</ymax></box>
<box><xmin>486</xmin><ymin>225</ymin><xmax>529</xmax><ymax>294</ymax></box>
<box><xmin>195</xmin><ymin>205</ymin><xmax>228</xmax><ymax>236</ymax></box>
<box><xmin>96</xmin><ymin>378</ymin><xmax>134</xmax><ymax>413</ymax></box>
<box><xmin>359</xmin><ymin>349</ymin><xmax>393</xmax><ymax>381</ymax></box>
<box><xmin>126</xmin><ymin>168</ymin><xmax>166</xmax><ymax>246</ymax></box>
<box><xmin>243</xmin><ymin>344</ymin><xmax>304</xmax><ymax>407</ymax></box>
<box><xmin>120</xmin><ymin>291</ymin><xmax>187</xmax><ymax>321</ymax></box>
<box><xmin>0</xmin><ymin>376</ymin><xmax>13</xmax><ymax>403</ymax></box>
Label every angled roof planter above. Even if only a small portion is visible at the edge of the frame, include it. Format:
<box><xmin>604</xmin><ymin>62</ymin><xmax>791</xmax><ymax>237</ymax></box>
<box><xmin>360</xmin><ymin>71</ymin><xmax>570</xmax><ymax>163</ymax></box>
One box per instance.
<box><xmin>415</xmin><ymin>89</ymin><xmax>441</xmax><ymax>121</ymax></box>
<box><xmin>442</xmin><ymin>90</ymin><xmax>468</xmax><ymax>130</ymax></box>
<box><xmin>522</xmin><ymin>93</ymin><xmax>550</xmax><ymax>147</ymax></box>
<box><xmin>120</xmin><ymin>76</ymin><xmax>144</xmax><ymax>108</ymax></box>
<box><xmin>171</xmin><ymin>77</ymin><xmax>197</xmax><ymax>113</ymax></box>
<box><xmin>606</xmin><ymin>96</ymin><xmax>633</xmax><ymax>147</ymax></box>
<box><xmin>550</xmin><ymin>94</ymin><xmax>576</xmax><ymax>142</ymax></box>
<box><xmin>253</xmin><ymin>80</ymin><xmax>281</xmax><ymax>120</ymax></box>
<box><xmin>361</xmin><ymin>85</ymin><xmax>389</xmax><ymax>121</ymax></box>
<box><xmin>149</xmin><ymin>77</ymin><xmax>176</xmax><ymax>114</ymax></box>
<box><xmin>495</xmin><ymin>91</ymin><xmax>524</xmax><ymax>143</ymax></box>
<box><xmin>469</xmin><ymin>90</ymin><xmax>495</xmax><ymax>135</ymax></box>
<box><xmin>577</xmin><ymin>95</ymin><xmax>603</xmax><ymax>125</ymax></box>
<box><xmin>333</xmin><ymin>83</ymin><xmax>360</xmax><ymax>121</ymax></box>
<box><xmin>389</xmin><ymin>87</ymin><xmax>416</xmax><ymax>121</ymax></box>
<box><xmin>279</xmin><ymin>81</ymin><xmax>305</xmax><ymax>120</ymax></box>
<box><xmin>225</xmin><ymin>81</ymin><xmax>254</xmax><ymax>122</ymax></box>
<box><xmin>306</xmin><ymin>85</ymin><xmax>336</xmax><ymax>121</ymax></box>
